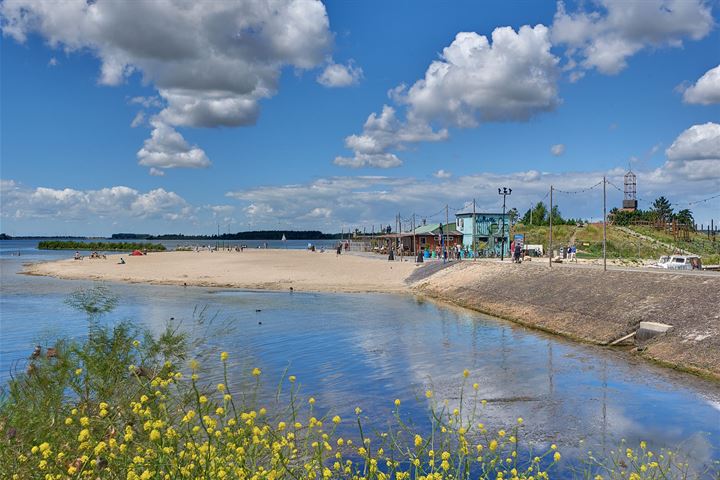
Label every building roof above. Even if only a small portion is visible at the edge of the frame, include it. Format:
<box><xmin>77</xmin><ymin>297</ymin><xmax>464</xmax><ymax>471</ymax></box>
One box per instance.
<box><xmin>412</xmin><ymin>223</ymin><xmax>461</xmax><ymax>235</ymax></box>
<box><xmin>455</xmin><ymin>208</ymin><xmax>507</xmax><ymax>217</ymax></box>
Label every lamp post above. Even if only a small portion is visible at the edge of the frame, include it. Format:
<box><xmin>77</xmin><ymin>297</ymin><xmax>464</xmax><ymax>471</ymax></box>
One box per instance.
<box><xmin>498</xmin><ymin>187</ymin><xmax>512</xmax><ymax>261</ymax></box>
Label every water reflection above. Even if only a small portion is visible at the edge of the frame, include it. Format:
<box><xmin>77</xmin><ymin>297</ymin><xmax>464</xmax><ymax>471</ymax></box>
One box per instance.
<box><xmin>1</xmin><ymin>243</ymin><xmax>719</xmax><ymax>472</ymax></box>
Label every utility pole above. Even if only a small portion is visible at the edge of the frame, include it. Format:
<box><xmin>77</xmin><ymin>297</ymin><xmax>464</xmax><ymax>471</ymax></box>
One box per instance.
<box><xmin>498</xmin><ymin>187</ymin><xmax>512</xmax><ymax>261</ymax></box>
<box><xmin>397</xmin><ymin>213</ymin><xmax>400</xmax><ymax>257</ymax></box>
<box><xmin>412</xmin><ymin>213</ymin><xmax>416</xmax><ymax>258</ymax></box>
<box><xmin>603</xmin><ymin>176</ymin><xmax>607</xmax><ymax>272</ymax></box>
<box><xmin>549</xmin><ymin>185</ymin><xmax>553</xmax><ymax>267</ymax></box>
<box><xmin>445</xmin><ymin>204</ymin><xmax>450</xmax><ymax>262</ymax></box>
<box><xmin>472</xmin><ymin>198</ymin><xmax>476</xmax><ymax>261</ymax></box>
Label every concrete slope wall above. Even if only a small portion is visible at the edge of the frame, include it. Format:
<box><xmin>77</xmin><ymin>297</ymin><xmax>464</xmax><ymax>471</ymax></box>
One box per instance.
<box><xmin>412</xmin><ymin>261</ymin><xmax>720</xmax><ymax>380</ymax></box>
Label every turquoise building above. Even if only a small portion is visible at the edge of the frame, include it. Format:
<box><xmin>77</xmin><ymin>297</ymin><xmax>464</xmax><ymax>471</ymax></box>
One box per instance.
<box><xmin>455</xmin><ymin>208</ymin><xmax>510</xmax><ymax>257</ymax></box>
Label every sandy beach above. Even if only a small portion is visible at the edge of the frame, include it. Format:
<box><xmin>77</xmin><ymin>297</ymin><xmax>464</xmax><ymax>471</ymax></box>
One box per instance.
<box><xmin>23</xmin><ymin>250</ymin><xmax>419</xmax><ymax>293</ymax></box>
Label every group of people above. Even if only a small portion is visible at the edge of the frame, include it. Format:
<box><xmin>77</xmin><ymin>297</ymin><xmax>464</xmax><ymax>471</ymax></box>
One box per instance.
<box><xmin>73</xmin><ymin>251</ymin><xmax>106</xmax><ymax>260</ymax></box>
<box><xmin>561</xmin><ymin>245</ymin><xmax>577</xmax><ymax>262</ymax></box>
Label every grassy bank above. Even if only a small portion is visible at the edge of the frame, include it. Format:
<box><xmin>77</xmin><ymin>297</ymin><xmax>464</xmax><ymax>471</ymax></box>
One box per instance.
<box><xmin>626</xmin><ymin>226</ymin><xmax>720</xmax><ymax>265</ymax></box>
<box><xmin>512</xmin><ymin>222</ymin><xmax>720</xmax><ymax>264</ymax></box>
<box><xmin>514</xmin><ymin>223</ymin><xmax>675</xmax><ymax>260</ymax></box>
<box><xmin>38</xmin><ymin>240</ymin><xmax>166</xmax><ymax>252</ymax></box>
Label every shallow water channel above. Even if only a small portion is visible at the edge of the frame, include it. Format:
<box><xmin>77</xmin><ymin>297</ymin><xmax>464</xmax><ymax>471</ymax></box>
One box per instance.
<box><xmin>1</xmin><ymin>241</ymin><xmax>719</xmax><ymax>474</ymax></box>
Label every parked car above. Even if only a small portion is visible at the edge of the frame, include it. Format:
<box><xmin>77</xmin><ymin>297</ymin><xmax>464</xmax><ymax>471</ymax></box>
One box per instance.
<box><xmin>651</xmin><ymin>255</ymin><xmax>702</xmax><ymax>270</ymax></box>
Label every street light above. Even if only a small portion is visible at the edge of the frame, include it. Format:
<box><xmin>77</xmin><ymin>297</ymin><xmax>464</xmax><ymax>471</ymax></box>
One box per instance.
<box><xmin>498</xmin><ymin>187</ymin><xmax>512</xmax><ymax>261</ymax></box>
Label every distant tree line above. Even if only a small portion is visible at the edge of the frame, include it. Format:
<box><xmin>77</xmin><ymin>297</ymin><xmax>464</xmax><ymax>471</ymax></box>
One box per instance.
<box><xmin>609</xmin><ymin>196</ymin><xmax>694</xmax><ymax>228</ymax></box>
<box><xmin>0</xmin><ymin>235</ymin><xmax>86</xmax><ymax>240</ymax></box>
<box><xmin>38</xmin><ymin>240</ymin><xmax>166</xmax><ymax>251</ymax></box>
<box><xmin>111</xmin><ymin>231</ymin><xmax>342</xmax><ymax>241</ymax></box>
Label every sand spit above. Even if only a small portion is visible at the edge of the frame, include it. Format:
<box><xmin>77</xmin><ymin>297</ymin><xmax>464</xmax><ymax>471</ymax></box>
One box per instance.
<box><xmin>23</xmin><ymin>249</ymin><xmax>417</xmax><ymax>294</ymax></box>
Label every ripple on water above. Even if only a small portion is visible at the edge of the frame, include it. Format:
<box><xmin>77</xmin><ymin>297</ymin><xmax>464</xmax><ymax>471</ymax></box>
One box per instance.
<box><xmin>1</xmin><ymin>245</ymin><xmax>719</xmax><ymax>471</ymax></box>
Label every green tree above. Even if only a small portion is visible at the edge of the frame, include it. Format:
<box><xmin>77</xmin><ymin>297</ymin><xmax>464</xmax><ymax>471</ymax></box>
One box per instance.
<box><xmin>550</xmin><ymin>205</ymin><xmax>566</xmax><ymax>225</ymax></box>
<box><xmin>508</xmin><ymin>207</ymin><xmax>519</xmax><ymax>225</ymax></box>
<box><xmin>521</xmin><ymin>202</ymin><xmax>548</xmax><ymax>226</ymax></box>
<box><xmin>675</xmin><ymin>208</ymin><xmax>694</xmax><ymax>229</ymax></box>
<box><xmin>651</xmin><ymin>196</ymin><xmax>673</xmax><ymax>222</ymax></box>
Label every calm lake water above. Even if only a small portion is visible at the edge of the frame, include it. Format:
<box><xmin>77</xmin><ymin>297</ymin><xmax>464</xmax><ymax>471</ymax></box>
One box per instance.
<box><xmin>1</xmin><ymin>239</ymin><xmax>719</xmax><ymax>474</ymax></box>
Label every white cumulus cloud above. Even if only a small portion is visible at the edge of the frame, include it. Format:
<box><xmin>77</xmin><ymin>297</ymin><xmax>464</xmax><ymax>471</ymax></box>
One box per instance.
<box><xmin>682</xmin><ymin>65</ymin><xmax>720</xmax><ymax>105</ymax></box>
<box><xmin>664</xmin><ymin>122</ymin><xmax>720</xmax><ymax>181</ymax></box>
<box><xmin>317</xmin><ymin>59</ymin><xmax>363</xmax><ymax>87</ymax></box>
<box><xmin>0</xmin><ymin>181</ymin><xmax>190</xmax><ymax>221</ymax></box>
<box><xmin>551</xmin><ymin>144</ymin><xmax>566</xmax><ymax>156</ymax></box>
<box><xmin>552</xmin><ymin>0</ymin><xmax>713</xmax><ymax>77</ymax></box>
<box><xmin>137</xmin><ymin>120</ymin><xmax>210</xmax><ymax>169</ymax></box>
<box><xmin>434</xmin><ymin>169</ymin><xmax>452</xmax><ymax>179</ymax></box>
<box><xmin>1</xmin><ymin>0</ymin><xmax>333</xmax><ymax>170</ymax></box>
<box><xmin>336</xmin><ymin>25</ymin><xmax>559</xmax><ymax>168</ymax></box>
<box><xmin>399</xmin><ymin>26</ymin><xmax>560</xmax><ymax>126</ymax></box>
<box><xmin>148</xmin><ymin>167</ymin><xmax>165</xmax><ymax>177</ymax></box>
<box><xmin>334</xmin><ymin>105</ymin><xmax>447</xmax><ymax>168</ymax></box>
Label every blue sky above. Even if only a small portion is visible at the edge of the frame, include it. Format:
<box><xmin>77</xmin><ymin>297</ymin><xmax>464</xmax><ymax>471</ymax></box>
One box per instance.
<box><xmin>1</xmin><ymin>0</ymin><xmax>719</xmax><ymax>235</ymax></box>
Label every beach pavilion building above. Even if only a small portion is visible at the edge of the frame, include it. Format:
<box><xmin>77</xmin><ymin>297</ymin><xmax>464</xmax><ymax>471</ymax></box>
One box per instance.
<box><xmin>378</xmin><ymin>223</ymin><xmax>462</xmax><ymax>256</ymax></box>
<box><xmin>412</xmin><ymin>223</ymin><xmax>463</xmax><ymax>253</ymax></box>
<box><xmin>455</xmin><ymin>207</ymin><xmax>510</xmax><ymax>257</ymax></box>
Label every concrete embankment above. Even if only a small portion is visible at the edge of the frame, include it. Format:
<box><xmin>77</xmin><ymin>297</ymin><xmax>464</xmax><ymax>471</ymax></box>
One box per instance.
<box><xmin>411</xmin><ymin>261</ymin><xmax>720</xmax><ymax>380</ymax></box>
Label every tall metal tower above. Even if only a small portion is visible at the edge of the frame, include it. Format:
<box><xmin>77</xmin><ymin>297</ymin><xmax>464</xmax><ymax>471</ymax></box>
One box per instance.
<box><xmin>622</xmin><ymin>170</ymin><xmax>637</xmax><ymax>211</ymax></box>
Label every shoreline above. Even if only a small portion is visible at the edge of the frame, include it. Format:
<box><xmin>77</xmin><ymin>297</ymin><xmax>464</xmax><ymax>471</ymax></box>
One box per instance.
<box><xmin>22</xmin><ymin>249</ymin><xmax>418</xmax><ymax>294</ymax></box>
<box><xmin>22</xmin><ymin>251</ymin><xmax>720</xmax><ymax>381</ymax></box>
<box><xmin>413</xmin><ymin>261</ymin><xmax>720</xmax><ymax>381</ymax></box>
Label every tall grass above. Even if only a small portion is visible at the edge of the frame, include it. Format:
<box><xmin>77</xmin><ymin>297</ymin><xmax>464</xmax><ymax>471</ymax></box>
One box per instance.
<box><xmin>38</xmin><ymin>240</ymin><xmax>166</xmax><ymax>252</ymax></box>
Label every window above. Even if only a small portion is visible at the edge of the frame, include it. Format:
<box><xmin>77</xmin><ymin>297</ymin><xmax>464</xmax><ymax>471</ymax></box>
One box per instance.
<box><xmin>457</xmin><ymin>218</ymin><xmax>463</xmax><ymax>229</ymax></box>
<box><xmin>420</xmin><ymin>237</ymin><xmax>426</xmax><ymax>245</ymax></box>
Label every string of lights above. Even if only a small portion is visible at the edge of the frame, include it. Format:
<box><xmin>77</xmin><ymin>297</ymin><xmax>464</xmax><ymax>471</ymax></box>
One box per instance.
<box><xmin>553</xmin><ymin>181</ymin><xmax>604</xmax><ymax>195</ymax></box>
<box><xmin>679</xmin><ymin>193</ymin><xmax>720</xmax><ymax>206</ymax></box>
